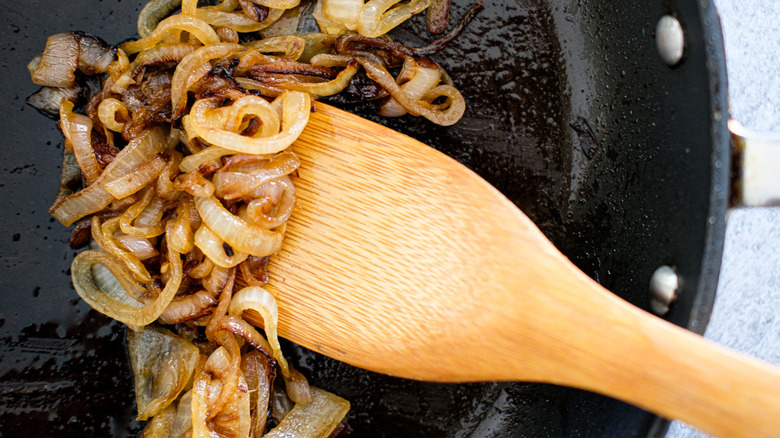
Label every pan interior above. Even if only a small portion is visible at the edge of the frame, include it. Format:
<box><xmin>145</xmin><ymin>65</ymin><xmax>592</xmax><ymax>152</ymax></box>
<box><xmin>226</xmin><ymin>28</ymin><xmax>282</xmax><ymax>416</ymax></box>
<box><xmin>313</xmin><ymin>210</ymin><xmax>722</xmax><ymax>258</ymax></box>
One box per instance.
<box><xmin>0</xmin><ymin>0</ymin><xmax>726</xmax><ymax>436</ymax></box>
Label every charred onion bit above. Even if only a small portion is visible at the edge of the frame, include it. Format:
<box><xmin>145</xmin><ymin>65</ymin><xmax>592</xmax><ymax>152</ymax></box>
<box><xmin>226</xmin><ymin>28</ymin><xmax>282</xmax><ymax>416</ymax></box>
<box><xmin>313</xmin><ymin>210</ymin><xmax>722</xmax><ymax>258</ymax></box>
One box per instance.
<box><xmin>427</xmin><ymin>0</ymin><xmax>452</xmax><ymax>34</ymax></box>
<box><xmin>570</xmin><ymin>116</ymin><xmax>599</xmax><ymax>159</ymax></box>
<box><xmin>239</xmin><ymin>0</ymin><xmax>270</xmax><ymax>22</ymax></box>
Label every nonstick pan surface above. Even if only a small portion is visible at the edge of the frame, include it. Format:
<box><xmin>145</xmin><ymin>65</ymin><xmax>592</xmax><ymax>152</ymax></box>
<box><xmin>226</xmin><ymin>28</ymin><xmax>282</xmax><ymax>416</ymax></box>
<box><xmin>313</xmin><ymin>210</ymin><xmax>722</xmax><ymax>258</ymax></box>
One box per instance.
<box><xmin>0</xmin><ymin>0</ymin><xmax>729</xmax><ymax>436</ymax></box>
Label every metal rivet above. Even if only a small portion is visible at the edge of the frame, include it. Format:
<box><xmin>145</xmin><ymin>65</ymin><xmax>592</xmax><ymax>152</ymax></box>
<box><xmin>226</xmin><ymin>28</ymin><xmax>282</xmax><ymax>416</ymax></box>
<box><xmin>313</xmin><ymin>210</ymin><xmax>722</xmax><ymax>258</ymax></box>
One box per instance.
<box><xmin>649</xmin><ymin>265</ymin><xmax>678</xmax><ymax>316</ymax></box>
<box><xmin>655</xmin><ymin>15</ymin><xmax>684</xmax><ymax>65</ymax></box>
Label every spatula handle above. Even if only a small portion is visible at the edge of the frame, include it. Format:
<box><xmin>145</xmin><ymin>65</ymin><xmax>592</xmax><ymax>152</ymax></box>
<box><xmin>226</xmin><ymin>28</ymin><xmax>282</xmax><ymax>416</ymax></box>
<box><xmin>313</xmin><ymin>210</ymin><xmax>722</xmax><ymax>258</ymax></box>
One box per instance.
<box><xmin>463</xmin><ymin>259</ymin><xmax>780</xmax><ymax>437</ymax></box>
<box><xmin>542</xmin><ymin>287</ymin><xmax>780</xmax><ymax>438</ymax></box>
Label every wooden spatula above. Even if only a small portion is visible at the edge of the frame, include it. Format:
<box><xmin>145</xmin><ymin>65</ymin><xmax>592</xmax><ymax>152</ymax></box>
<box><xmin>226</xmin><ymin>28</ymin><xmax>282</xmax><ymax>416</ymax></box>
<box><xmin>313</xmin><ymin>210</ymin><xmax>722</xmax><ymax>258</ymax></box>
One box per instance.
<box><xmin>263</xmin><ymin>102</ymin><xmax>780</xmax><ymax>437</ymax></box>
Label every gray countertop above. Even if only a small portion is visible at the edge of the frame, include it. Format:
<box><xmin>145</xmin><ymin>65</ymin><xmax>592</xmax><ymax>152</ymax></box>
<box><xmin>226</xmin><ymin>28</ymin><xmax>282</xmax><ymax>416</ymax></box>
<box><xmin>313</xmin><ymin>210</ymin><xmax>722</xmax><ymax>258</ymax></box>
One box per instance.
<box><xmin>668</xmin><ymin>0</ymin><xmax>780</xmax><ymax>436</ymax></box>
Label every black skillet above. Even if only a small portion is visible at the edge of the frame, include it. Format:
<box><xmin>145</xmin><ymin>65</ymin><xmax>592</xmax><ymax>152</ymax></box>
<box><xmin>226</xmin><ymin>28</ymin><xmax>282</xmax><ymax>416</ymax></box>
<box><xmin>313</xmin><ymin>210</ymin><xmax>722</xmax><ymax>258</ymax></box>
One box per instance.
<box><xmin>0</xmin><ymin>0</ymin><xmax>728</xmax><ymax>436</ymax></box>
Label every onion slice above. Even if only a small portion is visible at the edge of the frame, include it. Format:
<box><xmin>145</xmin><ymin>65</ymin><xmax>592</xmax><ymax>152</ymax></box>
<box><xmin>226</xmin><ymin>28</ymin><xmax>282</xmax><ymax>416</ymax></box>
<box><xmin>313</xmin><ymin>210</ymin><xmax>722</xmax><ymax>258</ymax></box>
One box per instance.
<box><xmin>358</xmin><ymin>0</ymin><xmax>433</xmax><ymax>38</ymax></box>
<box><xmin>121</xmin><ymin>15</ymin><xmax>220</xmax><ymax>55</ymax></box>
<box><xmin>50</xmin><ymin>127</ymin><xmax>168</xmax><ymax>226</ymax></box>
<box><xmin>243</xmin><ymin>176</ymin><xmax>296</xmax><ymax>228</ymax></box>
<box><xmin>263</xmin><ymin>387</ymin><xmax>350</xmax><ymax>438</ymax></box>
<box><xmin>243</xmin><ymin>35</ymin><xmax>306</xmax><ymax>60</ymax></box>
<box><xmin>60</xmin><ymin>99</ymin><xmax>102</xmax><ymax>185</ymax></box>
<box><xmin>187</xmin><ymin>91</ymin><xmax>310</xmax><ymax>155</ymax></box>
<box><xmin>228</xmin><ymin>286</ymin><xmax>289</xmax><ymax>377</ymax></box>
<box><xmin>361</xmin><ymin>58</ymin><xmax>465</xmax><ymax>125</ymax></box>
<box><xmin>194</xmin><ymin>195</ymin><xmax>284</xmax><ymax>257</ymax></box>
<box><xmin>158</xmin><ymin>289</ymin><xmax>218</xmax><ymax>325</ymax></box>
<box><xmin>127</xmin><ymin>326</ymin><xmax>200</xmax><ymax>421</ymax></box>
<box><xmin>280</xmin><ymin>61</ymin><xmax>359</xmax><ymax>96</ymax></box>
<box><xmin>92</xmin><ymin>216</ymin><xmax>152</xmax><ymax>283</ymax></box>
<box><xmin>194</xmin><ymin>225</ymin><xmax>250</xmax><ymax>268</ymax></box>
<box><xmin>138</xmin><ymin>0</ymin><xmax>184</xmax><ymax>38</ymax></box>
<box><xmin>240</xmin><ymin>350</ymin><xmax>273</xmax><ymax>437</ymax></box>
<box><xmin>31</xmin><ymin>32</ymin><xmax>115</xmax><ymax>87</ymax></box>
<box><xmin>213</xmin><ymin>152</ymin><xmax>299</xmax><ymax>200</ymax></box>
<box><xmin>179</xmin><ymin>146</ymin><xmax>235</xmax><ymax>174</ymax></box>
<box><xmin>119</xmin><ymin>188</ymin><xmax>166</xmax><ymax>237</ymax></box>
<box><xmin>170</xmin><ymin>43</ymin><xmax>247</xmax><ymax>119</ymax></box>
<box><xmin>71</xmin><ymin>231</ymin><xmax>182</xmax><ymax>327</ymax></box>
<box><xmin>195</xmin><ymin>8</ymin><xmax>286</xmax><ymax>33</ymax></box>
<box><xmin>98</xmin><ymin>97</ymin><xmax>130</xmax><ymax>132</ymax></box>
<box><xmin>170</xmin><ymin>390</ymin><xmax>194</xmax><ymax>438</ymax></box>
<box><xmin>141</xmin><ymin>404</ymin><xmax>177</xmax><ymax>438</ymax></box>
<box><xmin>115</xmin><ymin>235</ymin><xmax>159</xmax><ymax>260</ymax></box>
<box><xmin>321</xmin><ymin>0</ymin><xmax>362</xmax><ymax>30</ymax></box>
<box><xmin>104</xmin><ymin>154</ymin><xmax>168</xmax><ymax>199</ymax></box>
<box><xmin>378</xmin><ymin>56</ymin><xmax>442</xmax><ymax>117</ymax></box>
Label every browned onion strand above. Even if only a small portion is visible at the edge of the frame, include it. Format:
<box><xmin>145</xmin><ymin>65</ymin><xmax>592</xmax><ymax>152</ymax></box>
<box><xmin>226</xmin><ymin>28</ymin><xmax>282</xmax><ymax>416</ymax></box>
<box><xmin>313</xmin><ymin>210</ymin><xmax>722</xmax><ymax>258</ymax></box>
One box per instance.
<box><xmin>28</xmin><ymin>0</ymin><xmax>477</xmax><ymax>435</ymax></box>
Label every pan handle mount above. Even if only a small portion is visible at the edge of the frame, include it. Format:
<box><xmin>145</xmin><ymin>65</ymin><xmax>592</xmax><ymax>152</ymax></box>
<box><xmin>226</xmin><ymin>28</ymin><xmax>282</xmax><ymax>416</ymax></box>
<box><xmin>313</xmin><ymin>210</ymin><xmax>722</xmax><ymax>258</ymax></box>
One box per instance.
<box><xmin>728</xmin><ymin>120</ymin><xmax>780</xmax><ymax>207</ymax></box>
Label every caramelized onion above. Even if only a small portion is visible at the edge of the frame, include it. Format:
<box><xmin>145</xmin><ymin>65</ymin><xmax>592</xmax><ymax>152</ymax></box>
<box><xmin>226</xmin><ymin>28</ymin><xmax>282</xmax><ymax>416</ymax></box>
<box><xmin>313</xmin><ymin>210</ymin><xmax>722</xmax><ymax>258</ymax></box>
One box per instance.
<box><xmin>361</xmin><ymin>58</ymin><xmax>465</xmax><ymax>125</ymax></box>
<box><xmin>358</xmin><ymin>0</ymin><xmax>434</xmax><ymax>37</ymax></box>
<box><xmin>158</xmin><ymin>289</ymin><xmax>218</xmax><ymax>325</ymax></box>
<box><xmin>244</xmin><ymin>176</ymin><xmax>295</xmax><ymax>228</ymax></box>
<box><xmin>105</xmin><ymin>154</ymin><xmax>168</xmax><ymax>199</ymax></box>
<box><xmin>321</xmin><ymin>0</ymin><xmax>362</xmax><ymax>31</ymax></box>
<box><xmin>179</xmin><ymin>145</ymin><xmax>236</xmax><ymax>174</ymax></box>
<box><xmin>98</xmin><ymin>97</ymin><xmax>131</xmax><ymax>132</ymax></box>
<box><xmin>263</xmin><ymin>387</ymin><xmax>350</xmax><ymax>437</ymax></box>
<box><xmin>195</xmin><ymin>195</ymin><xmax>283</xmax><ymax>257</ymax></box>
<box><xmin>169</xmin><ymin>390</ymin><xmax>195</xmax><ymax>438</ymax></box>
<box><xmin>189</xmin><ymin>256</ymin><xmax>215</xmax><ymax>279</ymax></box>
<box><xmin>157</xmin><ymin>149</ymin><xmax>184</xmax><ymax>200</ymax></box>
<box><xmin>116</xmin><ymin>235</ymin><xmax>159</xmax><ymax>260</ymax></box>
<box><xmin>173</xmin><ymin>171</ymin><xmax>216</xmax><ymax>198</ymax></box>
<box><xmin>195</xmin><ymin>7</ymin><xmax>285</xmax><ymax>32</ymax></box>
<box><xmin>228</xmin><ymin>286</ymin><xmax>289</xmax><ymax>377</ymax></box>
<box><xmin>138</xmin><ymin>0</ymin><xmax>184</xmax><ymax>38</ymax></box>
<box><xmin>284</xmin><ymin>366</ymin><xmax>313</xmax><ymax>405</ymax></box>
<box><xmin>213</xmin><ymin>151</ymin><xmax>299</xmax><ymax>200</ymax></box>
<box><xmin>121</xmin><ymin>15</ymin><xmax>221</xmax><ymax>55</ymax></box>
<box><xmin>31</xmin><ymin>32</ymin><xmax>115</xmax><ymax>88</ymax></box>
<box><xmin>112</xmin><ymin>44</ymin><xmax>197</xmax><ymax>95</ymax></box>
<box><xmin>191</xmin><ymin>359</ymin><xmax>213</xmax><ymax>438</ymax></box>
<box><xmin>60</xmin><ymin>99</ymin><xmax>102</xmax><ymax>185</ymax></box>
<box><xmin>167</xmin><ymin>198</ymin><xmax>196</xmax><ymax>254</ymax></box>
<box><xmin>190</xmin><ymin>344</ymin><xmax>251</xmax><ymax>438</ymax></box>
<box><xmin>238</xmin><ymin>256</ymin><xmax>269</xmax><ymax>286</ymax></box>
<box><xmin>128</xmin><ymin>326</ymin><xmax>200</xmax><ymax>420</ymax></box>
<box><xmin>30</xmin><ymin>0</ymin><xmax>476</xmax><ymax>432</ymax></box>
<box><xmin>240</xmin><ymin>350</ymin><xmax>274</xmax><ymax>437</ymax></box>
<box><xmin>280</xmin><ymin>61</ymin><xmax>359</xmax><ymax>96</ymax></box>
<box><xmin>378</xmin><ymin>56</ymin><xmax>442</xmax><ymax>117</ymax></box>
<box><xmin>244</xmin><ymin>35</ymin><xmax>306</xmax><ymax>60</ymax></box>
<box><xmin>119</xmin><ymin>188</ymin><xmax>166</xmax><ymax>237</ymax></box>
<box><xmin>170</xmin><ymin>43</ymin><xmax>246</xmax><ymax>119</ymax></box>
<box><xmin>92</xmin><ymin>216</ymin><xmax>152</xmax><ymax>283</ymax></box>
<box><xmin>50</xmin><ymin>127</ymin><xmax>168</xmax><ymax>226</ymax></box>
<box><xmin>71</xmin><ymin>242</ymin><xmax>181</xmax><ymax>326</ymax></box>
<box><xmin>253</xmin><ymin>0</ymin><xmax>300</xmax><ymax>9</ymax></box>
<box><xmin>28</xmin><ymin>84</ymin><xmax>91</xmax><ymax>119</ymax></box>
<box><xmin>187</xmin><ymin>91</ymin><xmax>310</xmax><ymax>155</ymax></box>
<box><xmin>194</xmin><ymin>224</ymin><xmax>250</xmax><ymax>268</ymax></box>
<box><xmin>141</xmin><ymin>404</ymin><xmax>178</xmax><ymax>437</ymax></box>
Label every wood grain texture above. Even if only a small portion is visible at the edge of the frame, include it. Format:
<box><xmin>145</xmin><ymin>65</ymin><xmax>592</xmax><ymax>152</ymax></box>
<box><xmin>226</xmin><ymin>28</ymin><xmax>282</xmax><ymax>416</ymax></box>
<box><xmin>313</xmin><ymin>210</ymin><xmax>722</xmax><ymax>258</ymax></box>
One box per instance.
<box><xmin>265</xmin><ymin>103</ymin><xmax>780</xmax><ymax>437</ymax></box>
